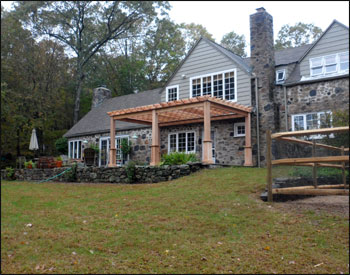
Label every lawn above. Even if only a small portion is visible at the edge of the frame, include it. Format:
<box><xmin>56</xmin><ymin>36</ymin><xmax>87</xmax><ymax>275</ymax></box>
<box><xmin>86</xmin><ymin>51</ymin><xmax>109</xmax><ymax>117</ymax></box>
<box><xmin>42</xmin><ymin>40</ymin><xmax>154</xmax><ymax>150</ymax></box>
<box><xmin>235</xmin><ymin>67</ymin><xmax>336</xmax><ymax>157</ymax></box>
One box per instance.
<box><xmin>1</xmin><ymin>167</ymin><xmax>349</xmax><ymax>274</ymax></box>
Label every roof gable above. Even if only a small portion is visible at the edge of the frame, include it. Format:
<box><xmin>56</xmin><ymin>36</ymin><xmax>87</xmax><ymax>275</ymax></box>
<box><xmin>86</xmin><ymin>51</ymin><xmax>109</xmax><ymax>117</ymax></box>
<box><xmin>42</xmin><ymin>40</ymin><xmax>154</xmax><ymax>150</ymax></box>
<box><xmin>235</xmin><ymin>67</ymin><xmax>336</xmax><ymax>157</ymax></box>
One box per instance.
<box><xmin>298</xmin><ymin>20</ymin><xmax>349</xmax><ymax>63</ymax></box>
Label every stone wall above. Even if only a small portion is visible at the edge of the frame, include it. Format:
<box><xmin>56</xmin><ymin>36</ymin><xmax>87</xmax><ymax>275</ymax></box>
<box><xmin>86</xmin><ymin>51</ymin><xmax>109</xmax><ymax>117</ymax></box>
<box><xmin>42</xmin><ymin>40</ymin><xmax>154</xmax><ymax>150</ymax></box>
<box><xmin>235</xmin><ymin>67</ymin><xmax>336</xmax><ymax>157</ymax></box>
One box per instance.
<box><xmin>275</xmin><ymin>77</ymin><xmax>349</xmax><ymax>132</ymax></box>
<box><xmin>1</xmin><ymin>163</ymin><xmax>202</xmax><ymax>183</ymax></box>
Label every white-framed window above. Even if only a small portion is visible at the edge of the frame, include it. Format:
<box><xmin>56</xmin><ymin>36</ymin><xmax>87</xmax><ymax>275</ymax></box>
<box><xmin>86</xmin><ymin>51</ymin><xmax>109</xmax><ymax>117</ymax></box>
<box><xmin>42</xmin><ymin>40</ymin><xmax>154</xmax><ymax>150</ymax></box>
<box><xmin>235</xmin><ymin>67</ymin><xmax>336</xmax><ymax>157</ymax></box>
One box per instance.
<box><xmin>68</xmin><ymin>140</ymin><xmax>83</xmax><ymax>159</ymax></box>
<box><xmin>276</xmin><ymin>69</ymin><xmax>286</xmax><ymax>83</ymax></box>
<box><xmin>234</xmin><ymin>122</ymin><xmax>246</xmax><ymax>137</ymax></box>
<box><xmin>310</xmin><ymin>51</ymin><xmax>349</xmax><ymax>77</ymax></box>
<box><xmin>98</xmin><ymin>135</ymin><xmax>130</xmax><ymax>167</ymax></box>
<box><xmin>168</xmin><ymin>131</ymin><xmax>196</xmax><ymax>153</ymax></box>
<box><xmin>190</xmin><ymin>69</ymin><xmax>237</xmax><ymax>102</ymax></box>
<box><xmin>166</xmin><ymin>85</ymin><xmax>179</xmax><ymax>102</ymax></box>
<box><xmin>291</xmin><ymin>111</ymin><xmax>332</xmax><ymax>132</ymax></box>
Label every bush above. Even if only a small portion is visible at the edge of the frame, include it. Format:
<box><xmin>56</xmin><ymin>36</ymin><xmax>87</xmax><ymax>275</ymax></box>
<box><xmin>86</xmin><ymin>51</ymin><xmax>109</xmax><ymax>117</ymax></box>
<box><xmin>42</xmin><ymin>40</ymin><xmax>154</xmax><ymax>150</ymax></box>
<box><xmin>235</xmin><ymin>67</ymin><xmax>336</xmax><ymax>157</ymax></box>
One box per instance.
<box><xmin>55</xmin><ymin>137</ymin><xmax>68</xmax><ymax>155</ymax></box>
<box><xmin>161</xmin><ymin>152</ymin><xmax>198</xmax><ymax>165</ymax></box>
<box><xmin>289</xmin><ymin>166</ymin><xmax>348</xmax><ymax>181</ymax></box>
<box><xmin>64</xmin><ymin>163</ymin><xmax>77</xmax><ymax>182</ymax></box>
<box><xmin>5</xmin><ymin>167</ymin><xmax>15</xmax><ymax>180</ymax></box>
<box><xmin>125</xmin><ymin>161</ymin><xmax>136</xmax><ymax>183</ymax></box>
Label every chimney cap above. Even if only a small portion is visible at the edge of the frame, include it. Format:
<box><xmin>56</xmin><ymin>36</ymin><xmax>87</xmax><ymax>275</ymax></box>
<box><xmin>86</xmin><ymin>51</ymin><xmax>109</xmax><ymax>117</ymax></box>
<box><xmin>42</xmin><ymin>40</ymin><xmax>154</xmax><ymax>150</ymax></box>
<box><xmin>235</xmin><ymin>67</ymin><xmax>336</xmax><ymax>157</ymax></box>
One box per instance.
<box><xmin>256</xmin><ymin>7</ymin><xmax>266</xmax><ymax>12</ymax></box>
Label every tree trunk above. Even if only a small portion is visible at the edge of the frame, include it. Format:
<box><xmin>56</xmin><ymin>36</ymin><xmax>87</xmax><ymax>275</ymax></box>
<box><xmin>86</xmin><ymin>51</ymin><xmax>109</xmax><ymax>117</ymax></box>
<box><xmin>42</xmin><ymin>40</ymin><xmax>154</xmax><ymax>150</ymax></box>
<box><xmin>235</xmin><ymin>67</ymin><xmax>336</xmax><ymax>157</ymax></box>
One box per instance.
<box><xmin>73</xmin><ymin>67</ymin><xmax>84</xmax><ymax>125</ymax></box>
<box><xmin>16</xmin><ymin>128</ymin><xmax>21</xmax><ymax>157</ymax></box>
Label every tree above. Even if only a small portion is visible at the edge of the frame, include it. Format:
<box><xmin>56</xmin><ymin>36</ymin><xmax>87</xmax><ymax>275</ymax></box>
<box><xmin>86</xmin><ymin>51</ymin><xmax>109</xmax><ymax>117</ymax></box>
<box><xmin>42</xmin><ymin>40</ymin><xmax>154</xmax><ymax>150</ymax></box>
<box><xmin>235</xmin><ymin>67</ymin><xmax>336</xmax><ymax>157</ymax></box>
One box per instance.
<box><xmin>220</xmin><ymin>31</ymin><xmax>247</xmax><ymax>57</ymax></box>
<box><xmin>275</xmin><ymin>22</ymin><xmax>322</xmax><ymax>50</ymax></box>
<box><xmin>141</xmin><ymin>18</ymin><xmax>186</xmax><ymax>88</ymax></box>
<box><xmin>180</xmin><ymin>23</ymin><xmax>214</xmax><ymax>51</ymax></box>
<box><xmin>15</xmin><ymin>1</ymin><xmax>170</xmax><ymax>124</ymax></box>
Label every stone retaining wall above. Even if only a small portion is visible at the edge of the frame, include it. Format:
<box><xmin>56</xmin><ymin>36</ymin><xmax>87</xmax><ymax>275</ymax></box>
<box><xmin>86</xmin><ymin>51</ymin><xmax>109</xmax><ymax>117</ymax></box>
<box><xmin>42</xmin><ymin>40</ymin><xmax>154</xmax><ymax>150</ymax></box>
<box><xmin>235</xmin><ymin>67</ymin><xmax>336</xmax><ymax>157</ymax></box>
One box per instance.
<box><xmin>1</xmin><ymin>163</ymin><xmax>202</xmax><ymax>184</ymax></box>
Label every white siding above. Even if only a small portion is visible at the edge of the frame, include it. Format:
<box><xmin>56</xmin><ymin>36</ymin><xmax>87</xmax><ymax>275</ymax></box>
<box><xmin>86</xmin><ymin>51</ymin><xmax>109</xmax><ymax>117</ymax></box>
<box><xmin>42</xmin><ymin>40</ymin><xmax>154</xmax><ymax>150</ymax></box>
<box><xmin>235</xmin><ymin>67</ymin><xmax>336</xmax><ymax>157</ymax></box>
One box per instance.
<box><xmin>161</xmin><ymin>39</ymin><xmax>252</xmax><ymax>106</ymax></box>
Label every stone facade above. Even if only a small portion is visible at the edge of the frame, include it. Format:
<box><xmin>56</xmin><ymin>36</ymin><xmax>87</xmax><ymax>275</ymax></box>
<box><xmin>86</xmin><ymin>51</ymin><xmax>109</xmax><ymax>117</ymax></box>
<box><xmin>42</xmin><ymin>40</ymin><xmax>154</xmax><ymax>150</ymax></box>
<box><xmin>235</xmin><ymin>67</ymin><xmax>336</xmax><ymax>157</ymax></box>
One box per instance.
<box><xmin>250</xmin><ymin>8</ymin><xmax>277</xmax><ymax>166</ymax></box>
<box><xmin>1</xmin><ymin>163</ymin><xmax>202</xmax><ymax>183</ymax></box>
<box><xmin>91</xmin><ymin>87</ymin><xmax>112</xmax><ymax>108</ymax></box>
<box><xmin>275</xmin><ymin>77</ymin><xmax>349</xmax><ymax>132</ymax></box>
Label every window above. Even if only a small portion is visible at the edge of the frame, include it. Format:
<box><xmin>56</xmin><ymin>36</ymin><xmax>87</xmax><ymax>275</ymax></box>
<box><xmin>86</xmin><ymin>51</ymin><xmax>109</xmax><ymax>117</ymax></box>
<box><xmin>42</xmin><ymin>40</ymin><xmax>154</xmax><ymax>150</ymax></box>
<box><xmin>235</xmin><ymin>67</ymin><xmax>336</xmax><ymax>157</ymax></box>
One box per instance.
<box><xmin>234</xmin><ymin>122</ymin><xmax>245</xmax><ymax>137</ymax></box>
<box><xmin>310</xmin><ymin>52</ymin><xmax>349</xmax><ymax>76</ymax></box>
<box><xmin>276</xmin><ymin>69</ymin><xmax>286</xmax><ymax>83</ymax></box>
<box><xmin>292</xmin><ymin>111</ymin><xmax>332</xmax><ymax>132</ymax></box>
<box><xmin>168</xmin><ymin>132</ymin><xmax>196</xmax><ymax>153</ymax></box>
<box><xmin>339</xmin><ymin>52</ymin><xmax>349</xmax><ymax>71</ymax></box>
<box><xmin>166</xmin><ymin>85</ymin><xmax>179</xmax><ymax>102</ymax></box>
<box><xmin>190</xmin><ymin>69</ymin><xmax>237</xmax><ymax>102</ymax></box>
<box><xmin>68</xmin><ymin>140</ymin><xmax>82</xmax><ymax>159</ymax></box>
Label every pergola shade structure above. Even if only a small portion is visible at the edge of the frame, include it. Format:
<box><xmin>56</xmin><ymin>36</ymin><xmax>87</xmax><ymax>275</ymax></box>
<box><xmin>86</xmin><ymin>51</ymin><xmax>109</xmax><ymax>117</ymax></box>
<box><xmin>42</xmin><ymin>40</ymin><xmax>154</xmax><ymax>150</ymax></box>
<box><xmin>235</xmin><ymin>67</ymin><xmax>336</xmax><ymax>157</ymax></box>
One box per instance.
<box><xmin>107</xmin><ymin>95</ymin><xmax>253</xmax><ymax>166</ymax></box>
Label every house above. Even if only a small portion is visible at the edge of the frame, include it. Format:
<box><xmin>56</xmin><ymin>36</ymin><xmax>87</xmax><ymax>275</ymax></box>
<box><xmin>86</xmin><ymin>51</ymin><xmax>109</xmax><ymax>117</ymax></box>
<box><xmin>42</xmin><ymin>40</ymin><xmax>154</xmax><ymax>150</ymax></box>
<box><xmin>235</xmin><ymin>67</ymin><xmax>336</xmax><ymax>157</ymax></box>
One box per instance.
<box><xmin>63</xmin><ymin>7</ymin><xmax>349</xmax><ymax>167</ymax></box>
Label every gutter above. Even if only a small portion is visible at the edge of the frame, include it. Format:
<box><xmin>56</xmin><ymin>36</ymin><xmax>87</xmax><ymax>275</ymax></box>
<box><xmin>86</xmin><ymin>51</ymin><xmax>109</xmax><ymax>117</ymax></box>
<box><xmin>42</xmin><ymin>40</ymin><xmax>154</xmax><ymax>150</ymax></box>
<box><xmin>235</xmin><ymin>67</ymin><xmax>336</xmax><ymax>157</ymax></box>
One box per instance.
<box><xmin>252</xmin><ymin>74</ymin><xmax>261</xmax><ymax>168</ymax></box>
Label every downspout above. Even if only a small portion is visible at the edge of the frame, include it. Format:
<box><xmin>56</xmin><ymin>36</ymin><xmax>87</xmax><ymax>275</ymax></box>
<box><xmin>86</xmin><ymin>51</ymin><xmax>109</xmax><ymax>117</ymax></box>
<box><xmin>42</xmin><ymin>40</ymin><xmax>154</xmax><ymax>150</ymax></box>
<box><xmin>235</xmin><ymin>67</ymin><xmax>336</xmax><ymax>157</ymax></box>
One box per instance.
<box><xmin>254</xmin><ymin>76</ymin><xmax>261</xmax><ymax>168</ymax></box>
<box><xmin>283</xmin><ymin>85</ymin><xmax>288</xmax><ymax>131</ymax></box>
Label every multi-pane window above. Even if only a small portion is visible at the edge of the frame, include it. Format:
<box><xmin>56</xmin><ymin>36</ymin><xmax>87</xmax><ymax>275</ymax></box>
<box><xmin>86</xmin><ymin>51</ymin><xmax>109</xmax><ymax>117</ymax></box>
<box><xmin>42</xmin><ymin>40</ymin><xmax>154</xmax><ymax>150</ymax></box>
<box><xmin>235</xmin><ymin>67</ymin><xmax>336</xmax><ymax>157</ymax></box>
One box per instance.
<box><xmin>192</xmin><ymin>78</ymin><xmax>201</xmax><ymax>97</ymax></box>
<box><xmin>213</xmin><ymin>74</ymin><xmax>223</xmax><ymax>99</ymax></box>
<box><xmin>292</xmin><ymin>111</ymin><xmax>332</xmax><ymax>131</ymax></box>
<box><xmin>190</xmin><ymin>69</ymin><xmax>236</xmax><ymax>101</ymax></box>
<box><xmin>224</xmin><ymin>72</ymin><xmax>235</xmax><ymax>101</ymax></box>
<box><xmin>166</xmin><ymin>85</ymin><xmax>179</xmax><ymax>102</ymax></box>
<box><xmin>234</xmin><ymin>122</ymin><xmax>245</xmax><ymax>137</ymax></box>
<box><xmin>168</xmin><ymin>132</ymin><xmax>196</xmax><ymax>153</ymax></box>
<box><xmin>202</xmin><ymin>76</ymin><xmax>212</xmax><ymax>95</ymax></box>
<box><xmin>339</xmin><ymin>52</ymin><xmax>349</xmax><ymax>71</ymax></box>
<box><xmin>310</xmin><ymin>52</ymin><xmax>349</xmax><ymax>76</ymax></box>
<box><xmin>69</xmin><ymin>140</ymin><xmax>82</xmax><ymax>159</ymax></box>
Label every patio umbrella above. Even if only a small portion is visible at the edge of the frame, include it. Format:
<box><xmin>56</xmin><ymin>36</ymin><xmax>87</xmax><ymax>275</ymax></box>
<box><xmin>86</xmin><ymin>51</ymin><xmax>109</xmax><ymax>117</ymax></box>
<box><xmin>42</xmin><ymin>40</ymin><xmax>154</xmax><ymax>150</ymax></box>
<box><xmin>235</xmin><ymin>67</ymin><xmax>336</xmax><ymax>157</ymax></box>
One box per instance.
<box><xmin>29</xmin><ymin>128</ymin><xmax>39</xmax><ymax>151</ymax></box>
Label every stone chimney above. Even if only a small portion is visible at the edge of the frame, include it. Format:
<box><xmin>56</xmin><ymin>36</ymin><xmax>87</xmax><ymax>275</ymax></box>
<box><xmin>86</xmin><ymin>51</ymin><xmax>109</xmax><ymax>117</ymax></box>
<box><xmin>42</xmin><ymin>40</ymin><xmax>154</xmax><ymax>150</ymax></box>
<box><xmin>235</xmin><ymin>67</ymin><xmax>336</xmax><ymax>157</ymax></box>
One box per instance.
<box><xmin>91</xmin><ymin>86</ymin><xmax>112</xmax><ymax>108</ymax></box>
<box><xmin>250</xmin><ymin>7</ymin><xmax>277</xmax><ymax>165</ymax></box>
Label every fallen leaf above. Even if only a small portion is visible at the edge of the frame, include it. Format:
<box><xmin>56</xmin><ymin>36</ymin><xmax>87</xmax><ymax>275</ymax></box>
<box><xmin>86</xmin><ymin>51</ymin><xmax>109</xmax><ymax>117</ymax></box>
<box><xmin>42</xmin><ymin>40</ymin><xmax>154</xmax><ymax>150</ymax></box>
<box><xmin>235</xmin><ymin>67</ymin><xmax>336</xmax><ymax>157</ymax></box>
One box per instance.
<box><xmin>289</xmin><ymin>261</ymin><xmax>295</xmax><ymax>265</ymax></box>
<box><xmin>83</xmin><ymin>220</ymin><xmax>87</xmax><ymax>224</ymax></box>
<box><xmin>237</xmin><ymin>258</ymin><xmax>240</xmax><ymax>261</ymax></box>
<box><xmin>165</xmin><ymin>249</ymin><xmax>169</xmax><ymax>254</ymax></box>
<box><xmin>115</xmin><ymin>214</ymin><xmax>118</xmax><ymax>217</ymax></box>
<box><xmin>25</xmin><ymin>223</ymin><xmax>33</xmax><ymax>228</ymax></box>
<box><xmin>264</xmin><ymin>246</ymin><xmax>270</xmax><ymax>251</ymax></box>
<box><xmin>72</xmin><ymin>252</ymin><xmax>77</xmax><ymax>255</ymax></box>
<box><xmin>217</xmin><ymin>242</ymin><xmax>223</xmax><ymax>245</ymax></box>
<box><xmin>314</xmin><ymin>262</ymin><xmax>324</xmax><ymax>267</ymax></box>
<box><xmin>23</xmin><ymin>232</ymin><xmax>28</xmax><ymax>235</ymax></box>
<box><xmin>201</xmin><ymin>257</ymin><xmax>207</xmax><ymax>261</ymax></box>
<box><xmin>89</xmin><ymin>250</ymin><xmax>94</xmax><ymax>254</ymax></box>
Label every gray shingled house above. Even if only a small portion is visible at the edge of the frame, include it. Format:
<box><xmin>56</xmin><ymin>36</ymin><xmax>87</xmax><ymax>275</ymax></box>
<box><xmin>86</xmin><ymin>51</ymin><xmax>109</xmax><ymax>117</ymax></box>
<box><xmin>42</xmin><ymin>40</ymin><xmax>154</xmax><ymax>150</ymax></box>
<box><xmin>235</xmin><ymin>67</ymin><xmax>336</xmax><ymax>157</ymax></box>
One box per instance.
<box><xmin>63</xmin><ymin>7</ymin><xmax>349</xmax><ymax>167</ymax></box>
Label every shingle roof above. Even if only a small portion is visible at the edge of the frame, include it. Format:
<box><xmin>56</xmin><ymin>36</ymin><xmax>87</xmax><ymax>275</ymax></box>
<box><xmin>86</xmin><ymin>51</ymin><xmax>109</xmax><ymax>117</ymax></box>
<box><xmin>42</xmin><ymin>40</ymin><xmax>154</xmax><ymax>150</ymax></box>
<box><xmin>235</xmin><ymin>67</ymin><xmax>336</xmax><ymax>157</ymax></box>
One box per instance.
<box><xmin>63</xmin><ymin>88</ymin><xmax>161</xmax><ymax>138</ymax></box>
<box><xmin>274</xmin><ymin>44</ymin><xmax>313</xmax><ymax>66</ymax></box>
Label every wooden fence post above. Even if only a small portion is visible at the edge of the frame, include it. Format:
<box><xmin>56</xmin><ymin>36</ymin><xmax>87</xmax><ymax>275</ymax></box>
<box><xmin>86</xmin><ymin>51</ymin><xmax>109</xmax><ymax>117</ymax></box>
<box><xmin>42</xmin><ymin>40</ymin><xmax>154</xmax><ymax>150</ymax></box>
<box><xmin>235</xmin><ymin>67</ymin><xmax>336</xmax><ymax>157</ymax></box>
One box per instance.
<box><xmin>312</xmin><ymin>140</ymin><xmax>317</xmax><ymax>188</ymax></box>
<box><xmin>266</xmin><ymin>130</ymin><xmax>273</xmax><ymax>202</ymax></box>
<box><xmin>341</xmin><ymin>146</ymin><xmax>346</xmax><ymax>189</ymax></box>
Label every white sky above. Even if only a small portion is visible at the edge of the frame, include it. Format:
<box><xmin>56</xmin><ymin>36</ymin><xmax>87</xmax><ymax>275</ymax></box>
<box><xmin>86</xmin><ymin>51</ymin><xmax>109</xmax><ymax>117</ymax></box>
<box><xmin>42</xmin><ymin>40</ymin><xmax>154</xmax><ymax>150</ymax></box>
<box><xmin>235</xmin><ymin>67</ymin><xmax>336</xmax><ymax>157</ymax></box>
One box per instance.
<box><xmin>2</xmin><ymin>1</ymin><xmax>349</xmax><ymax>56</ymax></box>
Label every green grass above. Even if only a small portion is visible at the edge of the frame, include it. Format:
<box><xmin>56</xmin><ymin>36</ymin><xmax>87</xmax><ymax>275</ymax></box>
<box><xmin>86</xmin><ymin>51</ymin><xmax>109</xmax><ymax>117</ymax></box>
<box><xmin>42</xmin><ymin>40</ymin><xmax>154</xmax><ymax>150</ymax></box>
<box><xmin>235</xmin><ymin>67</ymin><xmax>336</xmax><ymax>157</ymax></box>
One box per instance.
<box><xmin>1</xmin><ymin>167</ymin><xmax>349</xmax><ymax>274</ymax></box>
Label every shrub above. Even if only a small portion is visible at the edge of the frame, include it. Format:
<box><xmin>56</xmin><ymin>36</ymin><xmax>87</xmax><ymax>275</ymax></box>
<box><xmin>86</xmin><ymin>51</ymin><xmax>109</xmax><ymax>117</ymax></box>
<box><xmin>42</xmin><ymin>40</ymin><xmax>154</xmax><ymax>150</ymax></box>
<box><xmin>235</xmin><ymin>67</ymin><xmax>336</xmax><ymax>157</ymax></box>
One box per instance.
<box><xmin>125</xmin><ymin>161</ymin><xmax>136</xmax><ymax>183</ymax></box>
<box><xmin>289</xmin><ymin>166</ymin><xmax>348</xmax><ymax>181</ymax></box>
<box><xmin>322</xmin><ymin>109</ymin><xmax>349</xmax><ymax>147</ymax></box>
<box><xmin>55</xmin><ymin>137</ymin><xmax>68</xmax><ymax>155</ymax></box>
<box><xmin>64</xmin><ymin>163</ymin><xmax>77</xmax><ymax>182</ymax></box>
<box><xmin>161</xmin><ymin>152</ymin><xmax>198</xmax><ymax>165</ymax></box>
<box><xmin>5</xmin><ymin>167</ymin><xmax>15</xmax><ymax>180</ymax></box>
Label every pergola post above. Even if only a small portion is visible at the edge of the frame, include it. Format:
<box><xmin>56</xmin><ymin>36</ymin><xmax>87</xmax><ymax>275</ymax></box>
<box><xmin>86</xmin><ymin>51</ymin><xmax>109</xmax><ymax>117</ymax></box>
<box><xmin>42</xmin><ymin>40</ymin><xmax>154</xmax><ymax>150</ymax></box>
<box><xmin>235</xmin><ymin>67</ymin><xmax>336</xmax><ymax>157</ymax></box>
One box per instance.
<box><xmin>108</xmin><ymin>117</ymin><xmax>117</xmax><ymax>167</ymax></box>
<box><xmin>244</xmin><ymin>113</ymin><xmax>253</xmax><ymax>166</ymax></box>
<box><xmin>203</xmin><ymin>101</ymin><xmax>213</xmax><ymax>164</ymax></box>
<box><xmin>150</xmin><ymin>110</ymin><xmax>160</xmax><ymax>166</ymax></box>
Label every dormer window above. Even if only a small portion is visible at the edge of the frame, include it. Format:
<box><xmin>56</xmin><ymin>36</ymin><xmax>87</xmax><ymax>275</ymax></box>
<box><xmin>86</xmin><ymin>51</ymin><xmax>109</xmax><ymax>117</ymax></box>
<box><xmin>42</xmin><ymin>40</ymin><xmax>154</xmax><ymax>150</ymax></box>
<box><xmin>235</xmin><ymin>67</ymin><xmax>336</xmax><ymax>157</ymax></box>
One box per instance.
<box><xmin>276</xmin><ymin>69</ymin><xmax>285</xmax><ymax>83</ymax></box>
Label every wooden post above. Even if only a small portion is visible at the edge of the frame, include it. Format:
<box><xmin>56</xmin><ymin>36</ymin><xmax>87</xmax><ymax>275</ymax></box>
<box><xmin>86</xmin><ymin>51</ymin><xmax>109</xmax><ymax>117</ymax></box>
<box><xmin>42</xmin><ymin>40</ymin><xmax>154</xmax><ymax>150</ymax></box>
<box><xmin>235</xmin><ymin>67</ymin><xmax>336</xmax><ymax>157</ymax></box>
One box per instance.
<box><xmin>203</xmin><ymin>101</ymin><xmax>213</xmax><ymax>164</ymax></box>
<box><xmin>150</xmin><ymin>110</ymin><xmax>160</xmax><ymax>166</ymax></box>
<box><xmin>266</xmin><ymin>130</ymin><xmax>273</xmax><ymax>202</ymax></box>
<box><xmin>312</xmin><ymin>140</ymin><xmax>317</xmax><ymax>188</ymax></box>
<box><xmin>341</xmin><ymin>146</ymin><xmax>346</xmax><ymax>189</ymax></box>
<box><xmin>244</xmin><ymin>113</ymin><xmax>253</xmax><ymax>166</ymax></box>
<box><xmin>108</xmin><ymin>117</ymin><xmax>117</xmax><ymax>167</ymax></box>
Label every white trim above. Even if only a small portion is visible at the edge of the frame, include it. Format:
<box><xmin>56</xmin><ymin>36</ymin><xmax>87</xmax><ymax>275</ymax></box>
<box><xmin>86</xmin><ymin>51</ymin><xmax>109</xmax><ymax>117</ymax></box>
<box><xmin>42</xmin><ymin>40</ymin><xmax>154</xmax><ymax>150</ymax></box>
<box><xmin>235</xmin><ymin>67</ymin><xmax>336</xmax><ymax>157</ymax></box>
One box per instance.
<box><xmin>276</xmin><ymin>69</ymin><xmax>286</xmax><ymax>83</ymax></box>
<box><xmin>189</xmin><ymin>68</ymin><xmax>238</xmax><ymax>102</ymax></box>
<box><xmin>99</xmin><ymin>137</ymin><xmax>110</xmax><ymax>167</ymax></box>
<box><xmin>234</xmin><ymin>122</ymin><xmax>246</xmax><ymax>137</ymax></box>
<box><xmin>68</xmin><ymin>139</ymin><xmax>83</xmax><ymax>159</ymax></box>
<box><xmin>165</xmin><ymin>85</ymin><xmax>179</xmax><ymax>102</ymax></box>
<box><xmin>167</xmin><ymin>131</ymin><xmax>196</xmax><ymax>154</ymax></box>
<box><xmin>309</xmin><ymin>51</ymin><xmax>349</xmax><ymax>77</ymax></box>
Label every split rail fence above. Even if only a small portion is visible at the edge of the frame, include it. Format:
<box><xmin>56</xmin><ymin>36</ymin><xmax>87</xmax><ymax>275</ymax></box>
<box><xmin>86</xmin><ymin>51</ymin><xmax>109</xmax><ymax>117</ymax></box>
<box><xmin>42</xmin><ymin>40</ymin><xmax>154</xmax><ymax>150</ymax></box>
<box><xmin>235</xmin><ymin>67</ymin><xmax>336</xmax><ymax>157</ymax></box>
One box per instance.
<box><xmin>266</xmin><ymin>126</ymin><xmax>349</xmax><ymax>202</ymax></box>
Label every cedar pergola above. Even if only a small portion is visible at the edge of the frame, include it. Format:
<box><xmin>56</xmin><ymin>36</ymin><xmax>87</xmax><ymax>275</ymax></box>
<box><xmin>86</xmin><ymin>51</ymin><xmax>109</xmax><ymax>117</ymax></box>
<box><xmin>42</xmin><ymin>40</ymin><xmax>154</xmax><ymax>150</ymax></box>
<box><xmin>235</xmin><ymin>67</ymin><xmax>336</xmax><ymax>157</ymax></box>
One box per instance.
<box><xmin>107</xmin><ymin>95</ymin><xmax>253</xmax><ymax>167</ymax></box>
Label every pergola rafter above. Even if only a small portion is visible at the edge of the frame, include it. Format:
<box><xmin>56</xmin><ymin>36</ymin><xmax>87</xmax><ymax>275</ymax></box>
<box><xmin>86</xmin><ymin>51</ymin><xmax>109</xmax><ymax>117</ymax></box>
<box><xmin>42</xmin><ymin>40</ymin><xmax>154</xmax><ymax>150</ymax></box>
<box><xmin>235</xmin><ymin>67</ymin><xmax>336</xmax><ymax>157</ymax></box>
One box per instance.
<box><xmin>107</xmin><ymin>95</ymin><xmax>253</xmax><ymax>166</ymax></box>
